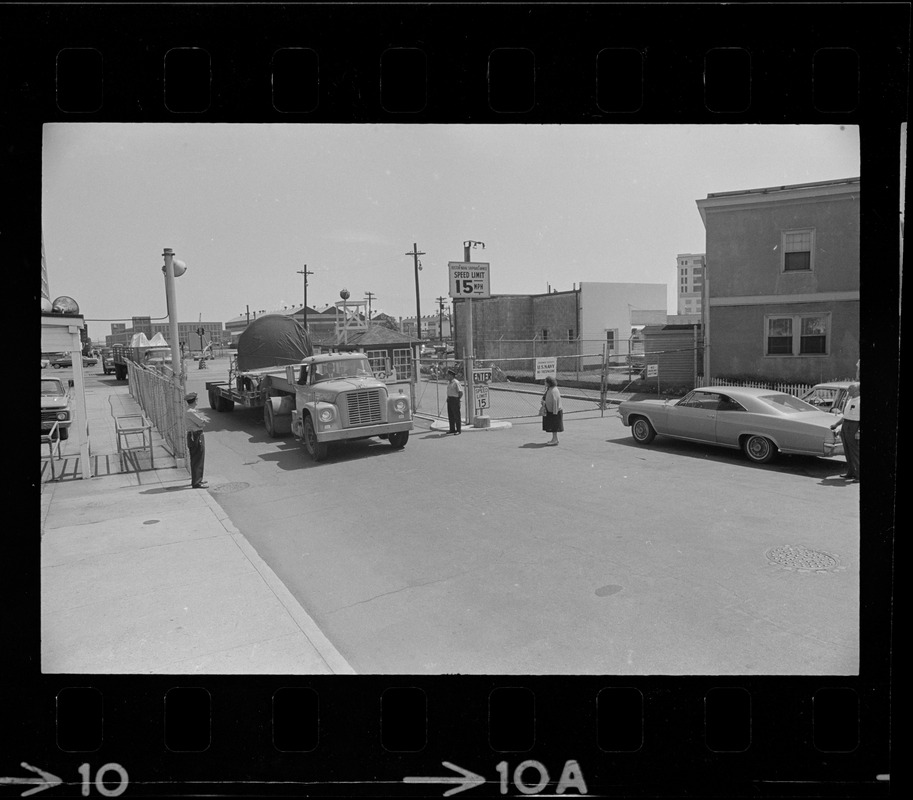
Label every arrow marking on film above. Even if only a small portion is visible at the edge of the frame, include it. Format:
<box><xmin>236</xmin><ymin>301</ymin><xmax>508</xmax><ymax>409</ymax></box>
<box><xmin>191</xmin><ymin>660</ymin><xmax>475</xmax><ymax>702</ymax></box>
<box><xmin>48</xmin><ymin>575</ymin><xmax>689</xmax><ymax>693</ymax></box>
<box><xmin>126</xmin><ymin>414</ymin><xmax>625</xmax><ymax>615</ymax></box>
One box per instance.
<box><xmin>0</xmin><ymin>763</ymin><xmax>63</xmax><ymax>797</ymax></box>
<box><xmin>403</xmin><ymin>761</ymin><xmax>485</xmax><ymax>797</ymax></box>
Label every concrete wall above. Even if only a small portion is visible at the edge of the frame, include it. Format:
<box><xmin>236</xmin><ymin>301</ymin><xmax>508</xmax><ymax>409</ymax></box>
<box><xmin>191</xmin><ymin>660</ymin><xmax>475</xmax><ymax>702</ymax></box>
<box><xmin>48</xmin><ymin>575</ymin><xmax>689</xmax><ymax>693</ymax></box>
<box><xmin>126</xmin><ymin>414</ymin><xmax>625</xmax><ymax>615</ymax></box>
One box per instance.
<box><xmin>578</xmin><ymin>282</ymin><xmax>667</xmax><ymax>348</ymax></box>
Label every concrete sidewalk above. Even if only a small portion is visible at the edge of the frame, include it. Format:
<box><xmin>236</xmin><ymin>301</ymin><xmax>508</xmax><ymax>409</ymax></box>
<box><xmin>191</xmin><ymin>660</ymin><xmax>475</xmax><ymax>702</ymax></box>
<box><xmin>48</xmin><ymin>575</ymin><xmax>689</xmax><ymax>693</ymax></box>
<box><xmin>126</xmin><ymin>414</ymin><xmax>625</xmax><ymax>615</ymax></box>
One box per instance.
<box><xmin>40</xmin><ymin>379</ymin><xmax>354</xmax><ymax>674</ymax></box>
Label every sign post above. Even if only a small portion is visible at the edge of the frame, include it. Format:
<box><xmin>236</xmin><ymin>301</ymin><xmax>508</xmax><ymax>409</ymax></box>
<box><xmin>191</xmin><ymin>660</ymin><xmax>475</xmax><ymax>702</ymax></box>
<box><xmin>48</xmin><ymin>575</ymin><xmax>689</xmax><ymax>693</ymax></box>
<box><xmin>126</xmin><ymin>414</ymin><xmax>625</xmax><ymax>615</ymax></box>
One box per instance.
<box><xmin>449</xmin><ymin>259</ymin><xmax>491</xmax><ymax>427</ymax></box>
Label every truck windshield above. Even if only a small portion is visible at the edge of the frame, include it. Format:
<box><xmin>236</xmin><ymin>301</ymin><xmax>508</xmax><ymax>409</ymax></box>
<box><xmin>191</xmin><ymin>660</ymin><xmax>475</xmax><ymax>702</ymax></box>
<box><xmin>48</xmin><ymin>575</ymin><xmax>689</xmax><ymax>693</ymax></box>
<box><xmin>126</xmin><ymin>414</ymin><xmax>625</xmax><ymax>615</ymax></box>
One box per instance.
<box><xmin>41</xmin><ymin>380</ymin><xmax>64</xmax><ymax>395</ymax></box>
<box><xmin>313</xmin><ymin>358</ymin><xmax>373</xmax><ymax>382</ymax></box>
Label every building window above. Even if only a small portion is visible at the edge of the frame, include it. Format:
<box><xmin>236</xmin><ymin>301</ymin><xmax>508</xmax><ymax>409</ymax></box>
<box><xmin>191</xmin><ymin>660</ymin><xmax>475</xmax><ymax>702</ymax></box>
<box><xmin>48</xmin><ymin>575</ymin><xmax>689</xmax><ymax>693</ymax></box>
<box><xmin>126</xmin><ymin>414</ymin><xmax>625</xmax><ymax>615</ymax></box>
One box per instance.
<box><xmin>365</xmin><ymin>349</ymin><xmax>387</xmax><ymax>374</ymax></box>
<box><xmin>782</xmin><ymin>229</ymin><xmax>815</xmax><ymax>272</ymax></box>
<box><xmin>567</xmin><ymin>329</ymin><xmax>575</xmax><ymax>341</ymax></box>
<box><xmin>606</xmin><ymin>329</ymin><xmax>617</xmax><ymax>351</ymax></box>
<box><xmin>542</xmin><ymin>329</ymin><xmax>549</xmax><ymax>341</ymax></box>
<box><xmin>393</xmin><ymin>348</ymin><xmax>412</xmax><ymax>379</ymax></box>
<box><xmin>766</xmin><ymin>314</ymin><xmax>830</xmax><ymax>356</ymax></box>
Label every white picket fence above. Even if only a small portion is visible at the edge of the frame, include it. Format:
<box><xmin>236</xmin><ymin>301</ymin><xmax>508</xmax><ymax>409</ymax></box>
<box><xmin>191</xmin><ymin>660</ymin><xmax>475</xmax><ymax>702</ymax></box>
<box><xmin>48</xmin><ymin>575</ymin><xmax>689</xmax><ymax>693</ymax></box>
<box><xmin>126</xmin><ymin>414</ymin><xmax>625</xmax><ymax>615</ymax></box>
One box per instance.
<box><xmin>696</xmin><ymin>376</ymin><xmax>813</xmax><ymax>396</ymax></box>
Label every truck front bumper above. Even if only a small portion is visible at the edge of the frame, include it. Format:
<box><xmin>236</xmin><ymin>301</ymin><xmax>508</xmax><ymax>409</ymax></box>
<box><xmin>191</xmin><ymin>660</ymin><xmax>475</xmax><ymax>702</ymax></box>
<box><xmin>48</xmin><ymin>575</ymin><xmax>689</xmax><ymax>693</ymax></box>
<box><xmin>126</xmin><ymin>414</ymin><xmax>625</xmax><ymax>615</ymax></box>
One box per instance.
<box><xmin>318</xmin><ymin>419</ymin><xmax>413</xmax><ymax>442</ymax></box>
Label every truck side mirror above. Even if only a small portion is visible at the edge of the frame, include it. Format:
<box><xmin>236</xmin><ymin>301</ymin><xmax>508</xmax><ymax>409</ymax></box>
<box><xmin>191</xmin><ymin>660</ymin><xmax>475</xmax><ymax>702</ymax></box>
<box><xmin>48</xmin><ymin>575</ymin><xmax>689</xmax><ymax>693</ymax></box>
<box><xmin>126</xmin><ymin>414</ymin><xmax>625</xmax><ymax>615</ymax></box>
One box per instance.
<box><xmin>68</xmin><ymin>379</ymin><xmax>74</xmax><ymax>388</ymax></box>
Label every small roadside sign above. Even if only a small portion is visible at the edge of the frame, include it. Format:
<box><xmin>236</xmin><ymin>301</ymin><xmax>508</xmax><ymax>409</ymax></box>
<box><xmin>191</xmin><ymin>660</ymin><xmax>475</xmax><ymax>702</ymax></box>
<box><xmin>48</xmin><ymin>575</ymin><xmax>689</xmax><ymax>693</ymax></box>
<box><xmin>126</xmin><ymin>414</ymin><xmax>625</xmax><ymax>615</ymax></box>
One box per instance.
<box><xmin>474</xmin><ymin>384</ymin><xmax>490</xmax><ymax>409</ymax></box>
<box><xmin>535</xmin><ymin>358</ymin><xmax>557</xmax><ymax>379</ymax></box>
<box><xmin>472</xmin><ymin>369</ymin><xmax>492</xmax><ymax>384</ymax></box>
<box><xmin>646</xmin><ymin>363</ymin><xmax>658</xmax><ymax>378</ymax></box>
<box><xmin>448</xmin><ymin>262</ymin><xmax>491</xmax><ymax>298</ymax></box>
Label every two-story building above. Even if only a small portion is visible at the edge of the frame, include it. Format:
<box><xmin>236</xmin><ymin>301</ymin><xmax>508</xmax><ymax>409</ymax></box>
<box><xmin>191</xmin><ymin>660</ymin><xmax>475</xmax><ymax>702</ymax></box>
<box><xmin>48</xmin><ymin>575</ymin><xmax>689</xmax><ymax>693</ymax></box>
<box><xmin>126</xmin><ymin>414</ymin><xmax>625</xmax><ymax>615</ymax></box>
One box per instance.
<box><xmin>696</xmin><ymin>177</ymin><xmax>859</xmax><ymax>383</ymax></box>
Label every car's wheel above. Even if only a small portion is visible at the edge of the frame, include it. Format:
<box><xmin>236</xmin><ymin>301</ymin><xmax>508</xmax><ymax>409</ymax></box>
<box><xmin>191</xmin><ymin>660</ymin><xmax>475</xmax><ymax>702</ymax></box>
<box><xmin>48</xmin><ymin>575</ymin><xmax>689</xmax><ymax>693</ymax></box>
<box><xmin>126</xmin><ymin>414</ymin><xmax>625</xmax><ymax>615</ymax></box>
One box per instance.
<box><xmin>302</xmin><ymin>416</ymin><xmax>328</xmax><ymax>462</ymax></box>
<box><xmin>742</xmin><ymin>434</ymin><xmax>776</xmax><ymax>464</ymax></box>
<box><xmin>389</xmin><ymin>431</ymin><xmax>409</xmax><ymax>449</ymax></box>
<box><xmin>52</xmin><ymin>363</ymin><xmax>61</xmax><ymax>369</ymax></box>
<box><xmin>630</xmin><ymin>416</ymin><xmax>656</xmax><ymax>444</ymax></box>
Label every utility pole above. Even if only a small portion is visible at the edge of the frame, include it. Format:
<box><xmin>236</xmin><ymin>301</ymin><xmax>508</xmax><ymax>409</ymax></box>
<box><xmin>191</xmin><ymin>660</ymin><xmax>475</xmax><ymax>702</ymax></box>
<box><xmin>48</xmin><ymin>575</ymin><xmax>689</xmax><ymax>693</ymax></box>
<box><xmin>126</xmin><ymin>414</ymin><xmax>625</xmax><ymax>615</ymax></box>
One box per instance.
<box><xmin>405</xmin><ymin>243</ymin><xmax>425</xmax><ymax>340</ymax></box>
<box><xmin>365</xmin><ymin>291</ymin><xmax>376</xmax><ymax>324</ymax></box>
<box><xmin>297</xmin><ymin>265</ymin><xmax>314</xmax><ymax>330</ymax></box>
<box><xmin>436</xmin><ymin>296</ymin><xmax>447</xmax><ymax>342</ymax></box>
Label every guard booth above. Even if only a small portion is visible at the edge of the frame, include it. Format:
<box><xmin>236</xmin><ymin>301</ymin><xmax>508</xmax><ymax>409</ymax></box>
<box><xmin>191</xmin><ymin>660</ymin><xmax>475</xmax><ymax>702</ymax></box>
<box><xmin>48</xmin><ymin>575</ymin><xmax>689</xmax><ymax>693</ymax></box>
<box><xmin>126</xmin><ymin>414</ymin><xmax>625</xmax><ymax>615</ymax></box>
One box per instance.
<box><xmin>41</xmin><ymin>311</ymin><xmax>92</xmax><ymax>479</ymax></box>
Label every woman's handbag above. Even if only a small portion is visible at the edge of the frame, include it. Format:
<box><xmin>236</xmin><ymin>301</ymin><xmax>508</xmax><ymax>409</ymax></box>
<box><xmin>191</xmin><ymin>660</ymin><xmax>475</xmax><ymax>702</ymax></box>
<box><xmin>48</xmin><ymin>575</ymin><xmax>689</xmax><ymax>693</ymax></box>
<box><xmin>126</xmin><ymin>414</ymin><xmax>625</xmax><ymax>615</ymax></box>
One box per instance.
<box><xmin>538</xmin><ymin>401</ymin><xmax>547</xmax><ymax>416</ymax></box>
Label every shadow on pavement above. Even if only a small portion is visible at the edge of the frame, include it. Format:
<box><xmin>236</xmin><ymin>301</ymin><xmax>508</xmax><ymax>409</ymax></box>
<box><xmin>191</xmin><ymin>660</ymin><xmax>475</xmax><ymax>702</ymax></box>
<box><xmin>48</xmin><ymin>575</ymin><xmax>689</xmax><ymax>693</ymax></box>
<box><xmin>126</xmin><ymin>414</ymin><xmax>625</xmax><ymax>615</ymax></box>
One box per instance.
<box><xmin>605</xmin><ymin>434</ymin><xmax>848</xmax><ymax>478</ymax></box>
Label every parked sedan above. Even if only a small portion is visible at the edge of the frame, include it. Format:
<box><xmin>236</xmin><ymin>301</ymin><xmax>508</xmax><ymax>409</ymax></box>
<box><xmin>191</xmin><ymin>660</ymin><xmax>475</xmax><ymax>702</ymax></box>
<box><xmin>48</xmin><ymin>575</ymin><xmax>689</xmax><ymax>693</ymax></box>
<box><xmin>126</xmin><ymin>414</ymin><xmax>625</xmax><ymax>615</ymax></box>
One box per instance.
<box><xmin>799</xmin><ymin>380</ymin><xmax>855</xmax><ymax>414</ymax></box>
<box><xmin>618</xmin><ymin>386</ymin><xmax>844</xmax><ymax>464</ymax></box>
<box><xmin>48</xmin><ymin>353</ymin><xmax>98</xmax><ymax>369</ymax></box>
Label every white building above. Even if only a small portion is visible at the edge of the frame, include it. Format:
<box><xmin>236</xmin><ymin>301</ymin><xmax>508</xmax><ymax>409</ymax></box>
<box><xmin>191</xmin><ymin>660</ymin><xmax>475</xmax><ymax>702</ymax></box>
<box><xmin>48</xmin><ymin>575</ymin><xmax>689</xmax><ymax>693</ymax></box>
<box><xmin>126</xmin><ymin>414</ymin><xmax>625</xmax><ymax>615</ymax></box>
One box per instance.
<box><xmin>676</xmin><ymin>253</ymin><xmax>705</xmax><ymax>315</ymax></box>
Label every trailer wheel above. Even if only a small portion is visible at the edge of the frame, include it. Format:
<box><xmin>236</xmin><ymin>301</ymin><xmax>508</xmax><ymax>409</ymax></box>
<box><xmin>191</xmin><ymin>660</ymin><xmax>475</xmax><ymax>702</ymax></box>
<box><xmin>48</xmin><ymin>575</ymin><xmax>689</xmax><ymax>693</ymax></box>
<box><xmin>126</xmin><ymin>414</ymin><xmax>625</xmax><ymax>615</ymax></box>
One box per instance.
<box><xmin>388</xmin><ymin>431</ymin><xmax>409</xmax><ymax>449</ymax></box>
<box><xmin>208</xmin><ymin>389</ymin><xmax>218</xmax><ymax>410</ymax></box>
<box><xmin>302</xmin><ymin>416</ymin><xmax>328</xmax><ymax>462</ymax></box>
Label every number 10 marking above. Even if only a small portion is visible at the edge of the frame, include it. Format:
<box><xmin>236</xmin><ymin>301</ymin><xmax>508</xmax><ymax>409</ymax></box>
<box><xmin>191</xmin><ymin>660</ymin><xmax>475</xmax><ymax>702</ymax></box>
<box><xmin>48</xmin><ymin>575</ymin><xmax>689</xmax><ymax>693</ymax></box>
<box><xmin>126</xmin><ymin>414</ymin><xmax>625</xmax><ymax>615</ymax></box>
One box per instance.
<box><xmin>78</xmin><ymin>763</ymin><xmax>129</xmax><ymax>797</ymax></box>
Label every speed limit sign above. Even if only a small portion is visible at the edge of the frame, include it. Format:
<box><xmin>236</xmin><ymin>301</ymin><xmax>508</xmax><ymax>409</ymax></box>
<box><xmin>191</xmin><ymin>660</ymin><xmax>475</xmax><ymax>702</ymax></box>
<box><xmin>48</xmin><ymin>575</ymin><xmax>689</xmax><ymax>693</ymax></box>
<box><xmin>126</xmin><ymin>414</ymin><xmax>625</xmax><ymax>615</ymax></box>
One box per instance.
<box><xmin>448</xmin><ymin>262</ymin><xmax>490</xmax><ymax>298</ymax></box>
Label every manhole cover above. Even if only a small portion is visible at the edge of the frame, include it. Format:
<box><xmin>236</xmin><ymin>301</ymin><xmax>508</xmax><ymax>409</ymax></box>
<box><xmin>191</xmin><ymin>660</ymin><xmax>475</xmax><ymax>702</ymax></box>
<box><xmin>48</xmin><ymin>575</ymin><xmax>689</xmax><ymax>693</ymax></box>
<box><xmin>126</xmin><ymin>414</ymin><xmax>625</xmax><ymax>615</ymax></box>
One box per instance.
<box><xmin>209</xmin><ymin>482</ymin><xmax>250</xmax><ymax>494</ymax></box>
<box><xmin>766</xmin><ymin>544</ymin><xmax>843</xmax><ymax>572</ymax></box>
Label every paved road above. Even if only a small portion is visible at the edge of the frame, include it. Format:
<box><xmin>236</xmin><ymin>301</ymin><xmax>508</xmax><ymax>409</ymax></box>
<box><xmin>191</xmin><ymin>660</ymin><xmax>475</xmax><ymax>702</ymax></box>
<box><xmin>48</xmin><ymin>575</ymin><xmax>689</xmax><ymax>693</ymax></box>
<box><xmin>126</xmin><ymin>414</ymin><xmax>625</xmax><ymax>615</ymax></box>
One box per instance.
<box><xmin>185</xmin><ymin>363</ymin><xmax>859</xmax><ymax>675</ymax></box>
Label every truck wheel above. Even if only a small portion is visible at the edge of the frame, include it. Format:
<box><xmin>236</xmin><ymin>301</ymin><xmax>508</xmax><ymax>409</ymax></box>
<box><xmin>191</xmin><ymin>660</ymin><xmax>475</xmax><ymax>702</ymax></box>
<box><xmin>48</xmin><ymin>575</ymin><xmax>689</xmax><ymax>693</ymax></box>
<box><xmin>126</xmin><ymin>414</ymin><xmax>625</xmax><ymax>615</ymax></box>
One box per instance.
<box><xmin>58</xmin><ymin>427</ymin><xmax>69</xmax><ymax>441</ymax></box>
<box><xmin>389</xmin><ymin>431</ymin><xmax>409</xmax><ymax>449</ymax></box>
<box><xmin>208</xmin><ymin>389</ymin><xmax>218</xmax><ymax>410</ymax></box>
<box><xmin>303</xmin><ymin>416</ymin><xmax>328</xmax><ymax>462</ymax></box>
<box><xmin>264</xmin><ymin>397</ymin><xmax>293</xmax><ymax>437</ymax></box>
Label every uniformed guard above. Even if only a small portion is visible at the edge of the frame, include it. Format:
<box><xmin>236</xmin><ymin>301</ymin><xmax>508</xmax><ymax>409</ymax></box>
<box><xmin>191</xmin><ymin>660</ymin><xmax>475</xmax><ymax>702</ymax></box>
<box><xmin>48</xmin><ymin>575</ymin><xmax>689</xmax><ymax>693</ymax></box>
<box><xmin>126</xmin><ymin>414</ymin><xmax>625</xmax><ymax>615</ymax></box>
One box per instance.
<box><xmin>184</xmin><ymin>392</ymin><xmax>211</xmax><ymax>488</ymax></box>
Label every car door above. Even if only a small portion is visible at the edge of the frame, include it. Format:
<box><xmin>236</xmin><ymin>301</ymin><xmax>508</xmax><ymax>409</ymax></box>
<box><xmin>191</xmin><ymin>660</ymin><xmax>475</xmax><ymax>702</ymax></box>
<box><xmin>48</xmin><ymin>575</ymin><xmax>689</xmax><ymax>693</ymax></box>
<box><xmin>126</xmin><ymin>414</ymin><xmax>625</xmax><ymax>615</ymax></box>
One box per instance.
<box><xmin>668</xmin><ymin>391</ymin><xmax>722</xmax><ymax>443</ymax></box>
<box><xmin>713</xmin><ymin>394</ymin><xmax>749</xmax><ymax>446</ymax></box>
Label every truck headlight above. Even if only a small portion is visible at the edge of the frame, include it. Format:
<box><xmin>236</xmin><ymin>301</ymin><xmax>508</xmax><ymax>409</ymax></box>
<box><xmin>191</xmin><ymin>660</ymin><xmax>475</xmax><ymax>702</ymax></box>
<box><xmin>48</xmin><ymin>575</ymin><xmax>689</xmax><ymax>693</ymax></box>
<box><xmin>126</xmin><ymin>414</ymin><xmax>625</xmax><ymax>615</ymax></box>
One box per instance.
<box><xmin>57</xmin><ymin>412</ymin><xmax>69</xmax><ymax>421</ymax></box>
<box><xmin>393</xmin><ymin>399</ymin><xmax>407</xmax><ymax>413</ymax></box>
<box><xmin>319</xmin><ymin>408</ymin><xmax>335</xmax><ymax>422</ymax></box>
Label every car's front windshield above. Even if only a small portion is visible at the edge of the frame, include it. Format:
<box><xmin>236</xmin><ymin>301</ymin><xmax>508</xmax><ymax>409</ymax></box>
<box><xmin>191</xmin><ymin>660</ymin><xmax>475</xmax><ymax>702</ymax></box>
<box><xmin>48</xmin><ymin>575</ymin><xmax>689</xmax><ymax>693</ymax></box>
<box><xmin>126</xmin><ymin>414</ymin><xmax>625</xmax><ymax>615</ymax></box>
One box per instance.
<box><xmin>41</xmin><ymin>380</ymin><xmax>64</xmax><ymax>395</ymax></box>
<box><xmin>757</xmin><ymin>393</ymin><xmax>818</xmax><ymax>413</ymax></box>
<box><xmin>313</xmin><ymin>357</ymin><xmax>374</xmax><ymax>382</ymax></box>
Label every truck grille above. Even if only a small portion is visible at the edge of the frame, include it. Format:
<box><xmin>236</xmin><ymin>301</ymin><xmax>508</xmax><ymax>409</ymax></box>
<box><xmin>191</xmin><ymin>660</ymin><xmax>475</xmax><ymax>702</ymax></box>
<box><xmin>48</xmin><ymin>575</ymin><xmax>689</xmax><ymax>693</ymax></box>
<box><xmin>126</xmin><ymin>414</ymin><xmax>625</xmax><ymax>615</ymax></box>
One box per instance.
<box><xmin>345</xmin><ymin>390</ymin><xmax>383</xmax><ymax>426</ymax></box>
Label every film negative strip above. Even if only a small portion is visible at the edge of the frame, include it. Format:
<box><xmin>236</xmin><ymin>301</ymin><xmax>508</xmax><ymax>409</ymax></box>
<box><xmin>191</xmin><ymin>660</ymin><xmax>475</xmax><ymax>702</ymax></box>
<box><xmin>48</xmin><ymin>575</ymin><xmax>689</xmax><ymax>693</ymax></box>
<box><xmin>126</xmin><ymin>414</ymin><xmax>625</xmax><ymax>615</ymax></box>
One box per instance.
<box><xmin>8</xmin><ymin>2</ymin><xmax>903</xmax><ymax>798</ymax></box>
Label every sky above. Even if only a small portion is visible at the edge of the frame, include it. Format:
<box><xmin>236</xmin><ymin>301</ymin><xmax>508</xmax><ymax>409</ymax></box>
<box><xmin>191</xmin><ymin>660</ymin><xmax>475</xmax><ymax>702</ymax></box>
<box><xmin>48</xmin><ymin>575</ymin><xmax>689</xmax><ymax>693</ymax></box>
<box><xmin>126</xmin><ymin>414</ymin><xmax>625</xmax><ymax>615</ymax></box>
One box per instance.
<box><xmin>42</xmin><ymin>123</ymin><xmax>860</xmax><ymax>340</ymax></box>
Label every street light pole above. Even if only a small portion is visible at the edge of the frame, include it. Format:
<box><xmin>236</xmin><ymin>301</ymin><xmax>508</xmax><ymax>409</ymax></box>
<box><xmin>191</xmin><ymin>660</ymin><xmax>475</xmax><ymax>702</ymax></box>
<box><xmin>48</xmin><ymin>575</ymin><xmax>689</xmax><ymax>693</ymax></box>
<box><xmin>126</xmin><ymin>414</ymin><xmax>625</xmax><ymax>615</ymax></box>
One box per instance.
<box><xmin>297</xmin><ymin>265</ymin><xmax>314</xmax><ymax>330</ymax></box>
<box><xmin>162</xmin><ymin>247</ymin><xmax>184</xmax><ymax>384</ymax></box>
<box><xmin>436</xmin><ymin>296</ymin><xmax>447</xmax><ymax>342</ymax></box>
<box><xmin>406</xmin><ymin>243</ymin><xmax>425</xmax><ymax>340</ymax></box>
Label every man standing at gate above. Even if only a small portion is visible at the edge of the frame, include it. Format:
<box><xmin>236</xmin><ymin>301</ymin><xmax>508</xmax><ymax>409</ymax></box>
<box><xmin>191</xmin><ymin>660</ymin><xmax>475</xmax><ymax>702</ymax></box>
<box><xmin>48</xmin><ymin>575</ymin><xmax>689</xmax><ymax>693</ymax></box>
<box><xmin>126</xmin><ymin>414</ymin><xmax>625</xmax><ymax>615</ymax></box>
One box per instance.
<box><xmin>184</xmin><ymin>392</ymin><xmax>210</xmax><ymax>488</ymax></box>
<box><xmin>446</xmin><ymin>369</ymin><xmax>463</xmax><ymax>435</ymax></box>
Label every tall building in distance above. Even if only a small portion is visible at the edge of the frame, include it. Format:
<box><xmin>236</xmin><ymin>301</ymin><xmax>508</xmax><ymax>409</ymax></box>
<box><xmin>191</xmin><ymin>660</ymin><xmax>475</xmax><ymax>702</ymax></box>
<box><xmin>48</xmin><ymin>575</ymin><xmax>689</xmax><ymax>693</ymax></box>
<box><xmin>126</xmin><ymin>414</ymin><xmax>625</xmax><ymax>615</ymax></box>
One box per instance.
<box><xmin>676</xmin><ymin>253</ymin><xmax>705</xmax><ymax>315</ymax></box>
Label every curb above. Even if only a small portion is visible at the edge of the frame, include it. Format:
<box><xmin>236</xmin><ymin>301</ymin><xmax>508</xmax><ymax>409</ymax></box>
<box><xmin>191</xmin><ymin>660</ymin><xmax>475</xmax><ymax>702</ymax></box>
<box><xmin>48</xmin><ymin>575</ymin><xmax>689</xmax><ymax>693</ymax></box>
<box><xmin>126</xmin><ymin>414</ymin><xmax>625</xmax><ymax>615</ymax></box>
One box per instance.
<box><xmin>197</xmin><ymin>490</ymin><xmax>356</xmax><ymax>675</ymax></box>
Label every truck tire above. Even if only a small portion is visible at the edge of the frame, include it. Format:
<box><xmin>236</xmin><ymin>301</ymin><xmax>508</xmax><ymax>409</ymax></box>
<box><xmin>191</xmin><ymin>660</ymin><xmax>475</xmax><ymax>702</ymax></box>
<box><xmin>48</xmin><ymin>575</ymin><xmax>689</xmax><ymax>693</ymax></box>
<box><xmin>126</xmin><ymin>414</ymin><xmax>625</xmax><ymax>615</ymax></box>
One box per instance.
<box><xmin>302</xmin><ymin>416</ymin><xmax>328</xmax><ymax>462</ymax></box>
<box><xmin>388</xmin><ymin>431</ymin><xmax>409</xmax><ymax>449</ymax></box>
<box><xmin>58</xmin><ymin>427</ymin><xmax>69</xmax><ymax>441</ymax></box>
<box><xmin>264</xmin><ymin>397</ymin><xmax>293</xmax><ymax>437</ymax></box>
<box><xmin>208</xmin><ymin>389</ymin><xmax>218</xmax><ymax>410</ymax></box>
<box><xmin>114</xmin><ymin>364</ymin><xmax>127</xmax><ymax>381</ymax></box>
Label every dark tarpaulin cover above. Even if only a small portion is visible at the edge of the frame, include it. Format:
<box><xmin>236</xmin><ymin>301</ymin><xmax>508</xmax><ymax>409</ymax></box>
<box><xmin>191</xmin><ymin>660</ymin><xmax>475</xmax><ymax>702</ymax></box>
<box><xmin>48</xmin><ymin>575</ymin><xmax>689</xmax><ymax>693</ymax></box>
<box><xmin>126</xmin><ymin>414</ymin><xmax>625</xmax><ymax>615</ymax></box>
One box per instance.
<box><xmin>236</xmin><ymin>315</ymin><xmax>313</xmax><ymax>370</ymax></box>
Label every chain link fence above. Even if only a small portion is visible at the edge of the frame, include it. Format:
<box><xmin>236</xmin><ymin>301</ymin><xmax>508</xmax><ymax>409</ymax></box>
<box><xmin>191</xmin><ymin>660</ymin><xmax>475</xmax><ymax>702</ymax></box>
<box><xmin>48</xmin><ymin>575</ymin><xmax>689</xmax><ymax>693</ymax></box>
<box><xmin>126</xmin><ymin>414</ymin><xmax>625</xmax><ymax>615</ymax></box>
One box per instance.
<box><xmin>126</xmin><ymin>361</ymin><xmax>186</xmax><ymax>458</ymax></box>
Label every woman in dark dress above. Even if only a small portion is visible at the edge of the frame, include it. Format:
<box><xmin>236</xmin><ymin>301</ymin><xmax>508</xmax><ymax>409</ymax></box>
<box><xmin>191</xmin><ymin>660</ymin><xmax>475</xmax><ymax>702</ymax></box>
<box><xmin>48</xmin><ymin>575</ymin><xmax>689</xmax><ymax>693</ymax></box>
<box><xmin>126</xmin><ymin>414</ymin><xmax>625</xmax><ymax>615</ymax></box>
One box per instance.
<box><xmin>541</xmin><ymin>375</ymin><xmax>563</xmax><ymax>445</ymax></box>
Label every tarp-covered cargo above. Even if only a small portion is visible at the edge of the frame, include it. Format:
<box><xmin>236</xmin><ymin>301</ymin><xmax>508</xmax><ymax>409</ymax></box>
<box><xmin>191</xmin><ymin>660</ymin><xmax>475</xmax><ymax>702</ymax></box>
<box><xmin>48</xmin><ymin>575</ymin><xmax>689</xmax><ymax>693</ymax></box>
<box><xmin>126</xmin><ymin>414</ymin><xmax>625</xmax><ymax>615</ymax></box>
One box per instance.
<box><xmin>237</xmin><ymin>314</ymin><xmax>313</xmax><ymax>370</ymax></box>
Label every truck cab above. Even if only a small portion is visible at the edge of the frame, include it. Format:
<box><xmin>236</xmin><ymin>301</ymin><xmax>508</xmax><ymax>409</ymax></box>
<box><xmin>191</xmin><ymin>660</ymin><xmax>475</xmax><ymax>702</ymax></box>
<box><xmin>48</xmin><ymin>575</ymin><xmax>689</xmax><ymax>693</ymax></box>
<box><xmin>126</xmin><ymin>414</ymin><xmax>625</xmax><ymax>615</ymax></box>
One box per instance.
<box><xmin>282</xmin><ymin>353</ymin><xmax>413</xmax><ymax>461</ymax></box>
